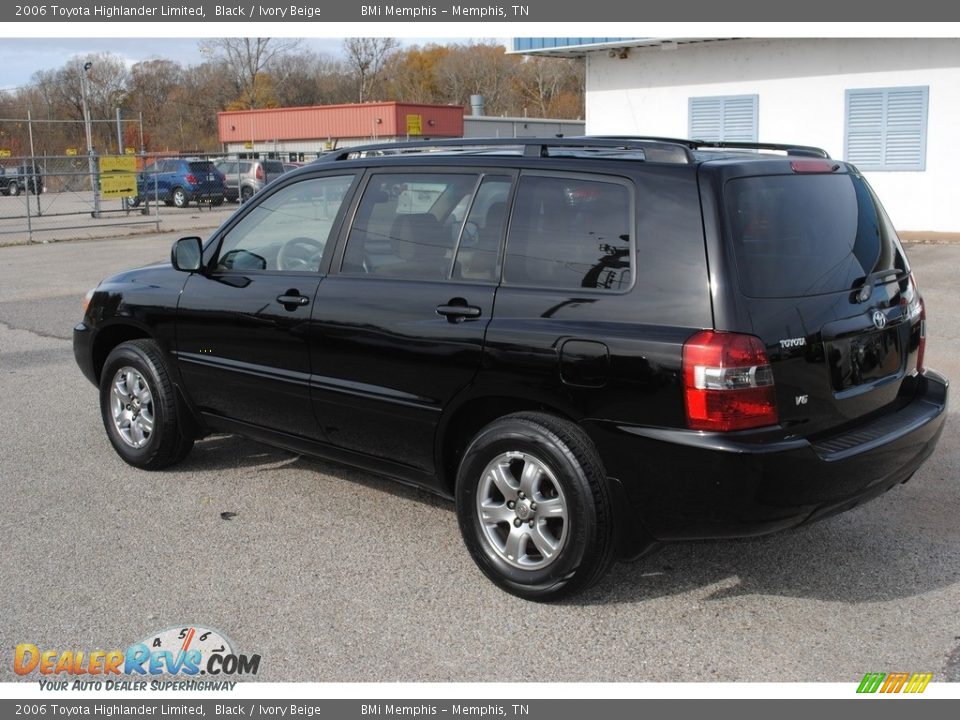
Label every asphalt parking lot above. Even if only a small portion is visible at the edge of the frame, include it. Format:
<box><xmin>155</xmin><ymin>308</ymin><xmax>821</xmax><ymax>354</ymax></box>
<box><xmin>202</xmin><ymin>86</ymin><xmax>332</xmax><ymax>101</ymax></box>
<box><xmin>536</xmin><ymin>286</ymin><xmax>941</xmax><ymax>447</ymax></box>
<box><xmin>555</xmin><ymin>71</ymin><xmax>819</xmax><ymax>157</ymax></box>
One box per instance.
<box><xmin>0</xmin><ymin>233</ymin><xmax>957</xmax><ymax>683</ymax></box>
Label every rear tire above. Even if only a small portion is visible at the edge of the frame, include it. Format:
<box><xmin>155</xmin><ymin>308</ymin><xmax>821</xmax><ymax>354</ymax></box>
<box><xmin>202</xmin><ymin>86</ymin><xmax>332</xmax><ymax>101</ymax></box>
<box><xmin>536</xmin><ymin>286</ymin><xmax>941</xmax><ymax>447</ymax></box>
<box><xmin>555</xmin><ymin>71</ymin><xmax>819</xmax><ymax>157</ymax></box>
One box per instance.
<box><xmin>240</xmin><ymin>186</ymin><xmax>254</xmax><ymax>203</ymax></box>
<box><xmin>171</xmin><ymin>187</ymin><xmax>188</xmax><ymax>208</ymax></box>
<box><xmin>455</xmin><ymin>412</ymin><xmax>616</xmax><ymax>601</ymax></box>
<box><xmin>7</xmin><ymin>181</ymin><xmax>19</xmax><ymax>197</ymax></box>
<box><xmin>99</xmin><ymin>339</ymin><xmax>194</xmax><ymax>470</ymax></box>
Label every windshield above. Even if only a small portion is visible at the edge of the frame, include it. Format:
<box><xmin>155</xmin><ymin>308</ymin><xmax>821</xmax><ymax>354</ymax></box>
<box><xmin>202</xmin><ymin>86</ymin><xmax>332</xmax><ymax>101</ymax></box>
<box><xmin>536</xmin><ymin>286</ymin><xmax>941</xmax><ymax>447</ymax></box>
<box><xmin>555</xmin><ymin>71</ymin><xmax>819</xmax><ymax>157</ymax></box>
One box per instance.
<box><xmin>725</xmin><ymin>173</ymin><xmax>907</xmax><ymax>298</ymax></box>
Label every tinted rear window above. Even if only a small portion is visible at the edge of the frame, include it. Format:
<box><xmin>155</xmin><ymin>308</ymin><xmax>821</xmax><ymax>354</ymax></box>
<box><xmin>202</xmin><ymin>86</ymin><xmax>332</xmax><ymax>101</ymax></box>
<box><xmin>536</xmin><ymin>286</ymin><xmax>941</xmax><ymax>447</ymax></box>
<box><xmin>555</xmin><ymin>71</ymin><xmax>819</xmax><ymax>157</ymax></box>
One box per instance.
<box><xmin>188</xmin><ymin>161</ymin><xmax>215</xmax><ymax>173</ymax></box>
<box><xmin>263</xmin><ymin>161</ymin><xmax>286</xmax><ymax>175</ymax></box>
<box><xmin>725</xmin><ymin>174</ymin><xmax>907</xmax><ymax>298</ymax></box>
<box><xmin>503</xmin><ymin>175</ymin><xmax>632</xmax><ymax>290</ymax></box>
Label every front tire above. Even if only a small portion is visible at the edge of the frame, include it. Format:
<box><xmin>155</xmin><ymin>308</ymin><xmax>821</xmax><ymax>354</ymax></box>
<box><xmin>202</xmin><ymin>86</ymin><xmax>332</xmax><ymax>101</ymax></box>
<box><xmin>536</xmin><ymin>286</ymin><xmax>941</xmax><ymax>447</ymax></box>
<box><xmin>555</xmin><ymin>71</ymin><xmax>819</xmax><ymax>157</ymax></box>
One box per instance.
<box><xmin>99</xmin><ymin>339</ymin><xmax>194</xmax><ymax>470</ymax></box>
<box><xmin>455</xmin><ymin>412</ymin><xmax>616</xmax><ymax>601</ymax></box>
<box><xmin>7</xmin><ymin>181</ymin><xmax>19</xmax><ymax>197</ymax></box>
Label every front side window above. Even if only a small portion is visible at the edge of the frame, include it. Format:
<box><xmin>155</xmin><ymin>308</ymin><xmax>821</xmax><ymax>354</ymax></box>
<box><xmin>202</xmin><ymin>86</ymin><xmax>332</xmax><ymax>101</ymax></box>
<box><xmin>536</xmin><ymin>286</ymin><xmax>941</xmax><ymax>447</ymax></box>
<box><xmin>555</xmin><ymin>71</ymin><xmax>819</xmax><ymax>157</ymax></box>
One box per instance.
<box><xmin>214</xmin><ymin>175</ymin><xmax>354</xmax><ymax>273</ymax></box>
<box><xmin>503</xmin><ymin>175</ymin><xmax>632</xmax><ymax>290</ymax></box>
<box><xmin>452</xmin><ymin>176</ymin><xmax>511</xmax><ymax>282</ymax></box>
<box><xmin>342</xmin><ymin>173</ymin><xmax>481</xmax><ymax>280</ymax></box>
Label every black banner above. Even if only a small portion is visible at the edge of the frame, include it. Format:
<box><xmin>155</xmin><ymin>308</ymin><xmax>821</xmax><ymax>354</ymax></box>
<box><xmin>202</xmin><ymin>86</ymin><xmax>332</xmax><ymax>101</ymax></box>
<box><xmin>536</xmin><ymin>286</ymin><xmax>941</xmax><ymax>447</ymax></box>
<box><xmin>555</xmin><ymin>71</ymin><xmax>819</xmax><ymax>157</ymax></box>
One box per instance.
<box><xmin>3</xmin><ymin>0</ymin><xmax>960</xmax><ymax>22</ymax></box>
<box><xmin>1</xmin><ymin>699</ymin><xmax>959</xmax><ymax>719</ymax></box>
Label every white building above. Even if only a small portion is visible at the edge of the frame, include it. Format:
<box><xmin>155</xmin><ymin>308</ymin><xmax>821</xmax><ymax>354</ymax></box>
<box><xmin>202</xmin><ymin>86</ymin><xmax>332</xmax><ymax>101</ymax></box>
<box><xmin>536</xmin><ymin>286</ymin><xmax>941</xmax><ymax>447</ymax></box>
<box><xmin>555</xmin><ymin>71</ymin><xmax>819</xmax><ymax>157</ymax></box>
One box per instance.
<box><xmin>515</xmin><ymin>38</ymin><xmax>960</xmax><ymax>233</ymax></box>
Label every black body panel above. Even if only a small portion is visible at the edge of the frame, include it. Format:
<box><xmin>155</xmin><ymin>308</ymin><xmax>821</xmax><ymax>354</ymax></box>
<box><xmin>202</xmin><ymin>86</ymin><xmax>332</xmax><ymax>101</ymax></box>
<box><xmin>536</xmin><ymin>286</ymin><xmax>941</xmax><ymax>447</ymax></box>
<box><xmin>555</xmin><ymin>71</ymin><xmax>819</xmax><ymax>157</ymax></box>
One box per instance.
<box><xmin>73</xmin><ymin>140</ymin><xmax>949</xmax><ymax>561</ymax></box>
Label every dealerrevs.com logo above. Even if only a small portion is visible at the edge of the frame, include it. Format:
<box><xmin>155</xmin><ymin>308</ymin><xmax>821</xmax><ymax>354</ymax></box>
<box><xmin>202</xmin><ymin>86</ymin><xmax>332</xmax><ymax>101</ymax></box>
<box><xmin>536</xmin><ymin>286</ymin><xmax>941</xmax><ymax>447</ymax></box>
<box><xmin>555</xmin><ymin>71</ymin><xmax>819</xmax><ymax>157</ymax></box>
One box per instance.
<box><xmin>856</xmin><ymin>672</ymin><xmax>933</xmax><ymax>694</ymax></box>
<box><xmin>14</xmin><ymin>626</ymin><xmax>260</xmax><ymax>691</ymax></box>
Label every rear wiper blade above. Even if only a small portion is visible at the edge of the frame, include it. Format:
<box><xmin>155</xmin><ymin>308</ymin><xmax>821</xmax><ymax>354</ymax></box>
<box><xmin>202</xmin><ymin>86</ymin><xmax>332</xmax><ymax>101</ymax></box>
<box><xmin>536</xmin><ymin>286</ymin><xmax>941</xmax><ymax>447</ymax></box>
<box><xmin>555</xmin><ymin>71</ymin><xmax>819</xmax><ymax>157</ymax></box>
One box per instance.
<box><xmin>855</xmin><ymin>268</ymin><xmax>908</xmax><ymax>302</ymax></box>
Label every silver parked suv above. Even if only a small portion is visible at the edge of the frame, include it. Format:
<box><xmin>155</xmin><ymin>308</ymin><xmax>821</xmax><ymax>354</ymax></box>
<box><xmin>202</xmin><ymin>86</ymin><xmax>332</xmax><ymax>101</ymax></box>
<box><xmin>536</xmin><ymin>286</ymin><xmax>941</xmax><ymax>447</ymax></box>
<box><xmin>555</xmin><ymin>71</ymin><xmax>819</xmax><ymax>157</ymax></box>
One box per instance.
<box><xmin>215</xmin><ymin>158</ymin><xmax>287</xmax><ymax>203</ymax></box>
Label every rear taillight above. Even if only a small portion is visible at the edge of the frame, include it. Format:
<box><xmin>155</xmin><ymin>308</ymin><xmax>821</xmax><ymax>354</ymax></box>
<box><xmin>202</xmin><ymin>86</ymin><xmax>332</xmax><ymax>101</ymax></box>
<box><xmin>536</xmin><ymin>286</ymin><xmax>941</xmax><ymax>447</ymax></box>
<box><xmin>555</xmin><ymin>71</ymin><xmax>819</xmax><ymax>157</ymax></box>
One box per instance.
<box><xmin>256</xmin><ymin>165</ymin><xmax>264</xmax><ymax>180</ymax></box>
<box><xmin>682</xmin><ymin>331</ymin><xmax>779</xmax><ymax>432</ymax></box>
<box><xmin>185</xmin><ymin>173</ymin><xmax>197</xmax><ymax>184</ymax></box>
<box><xmin>901</xmin><ymin>273</ymin><xmax>926</xmax><ymax>371</ymax></box>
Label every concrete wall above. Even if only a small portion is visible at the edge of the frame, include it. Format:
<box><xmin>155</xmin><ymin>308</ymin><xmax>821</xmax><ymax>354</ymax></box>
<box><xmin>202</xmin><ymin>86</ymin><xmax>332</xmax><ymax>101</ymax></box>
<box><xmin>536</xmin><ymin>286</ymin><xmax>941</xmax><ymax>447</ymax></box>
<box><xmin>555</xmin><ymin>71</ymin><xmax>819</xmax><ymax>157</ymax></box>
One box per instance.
<box><xmin>585</xmin><ymin>38</ymin><xmax>960</xmax><ymax>232</ymax></box>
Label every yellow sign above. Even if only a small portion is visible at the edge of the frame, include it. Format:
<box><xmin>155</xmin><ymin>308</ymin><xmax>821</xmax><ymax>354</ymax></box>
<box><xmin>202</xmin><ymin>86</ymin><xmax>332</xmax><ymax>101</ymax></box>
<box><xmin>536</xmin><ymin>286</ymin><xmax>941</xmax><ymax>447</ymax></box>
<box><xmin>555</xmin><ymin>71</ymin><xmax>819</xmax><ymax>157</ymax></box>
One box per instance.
<box><xmin>244</xmin><ymin>141</ymin><xmax>254</xmax><ymax>149</ymax></box>
<box><xmin>98</xmin><ymin>155</ymin><xmax>138</xmax><ymax>198</ymax></box>
<box><xmin>406</xmin><ymin>114</ymin><xmax>422</xmax><ymax>136</ymax></box>
<box><xmin>65</xmin><ymin>147</ymin><xmax>78</xmax><ymax>156</ymax></box>
<box><xmin>99</xmin><ymin>155</ymin><xmax>137</xmax><ymax>173</ymax></box>
<box><xmin>0</xmin><ymin>149</ymin><xmax>12</xmax><ymax>158</ymax></box>
<box><xmin>125</xmin><ymin>147</ymin><xmax>137</xmax><ymax>155</ymax></box>
<box><xmin>100</xmin><ymin>173</ymin><xmax>137</xmax><ymax>198</ymax></box>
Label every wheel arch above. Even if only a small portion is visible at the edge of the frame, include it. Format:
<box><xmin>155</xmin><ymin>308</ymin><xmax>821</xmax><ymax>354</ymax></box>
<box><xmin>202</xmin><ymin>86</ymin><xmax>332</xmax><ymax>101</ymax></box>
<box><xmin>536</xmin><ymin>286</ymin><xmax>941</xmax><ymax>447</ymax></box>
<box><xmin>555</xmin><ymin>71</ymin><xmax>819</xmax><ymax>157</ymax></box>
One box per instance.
<box><xmin>92</xmin><ymin>323</ymin><xmax>205</xmax><ymax>441</ymax></box>
<box><xmin>91</xmin><ymin>322</ymin><xmax>153</xmax><ymax>383</ymax></box>
<box><xmin>436</xmin><ymin>393</ymin><xmax>581</xmax><ymax>498</ymax></box>
<box><xmin>438</xmin><ymin>393</ymin><xmax>659</xmax><ymax>562</ymax></box>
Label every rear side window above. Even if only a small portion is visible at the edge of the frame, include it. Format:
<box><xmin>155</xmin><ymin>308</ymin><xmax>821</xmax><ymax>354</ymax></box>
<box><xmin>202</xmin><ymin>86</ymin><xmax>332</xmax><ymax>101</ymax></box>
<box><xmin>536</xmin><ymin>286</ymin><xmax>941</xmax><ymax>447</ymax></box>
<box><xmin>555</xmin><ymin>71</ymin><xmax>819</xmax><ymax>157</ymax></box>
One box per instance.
<box><xmin>503</xmin><ymin>175</ymin><xmax>632</xmax><ymax>290</ymax></box>
<box><xmin>725</xmin><ymin>173</ymin><xmax>907</xmax><ymax>298</ymax></box>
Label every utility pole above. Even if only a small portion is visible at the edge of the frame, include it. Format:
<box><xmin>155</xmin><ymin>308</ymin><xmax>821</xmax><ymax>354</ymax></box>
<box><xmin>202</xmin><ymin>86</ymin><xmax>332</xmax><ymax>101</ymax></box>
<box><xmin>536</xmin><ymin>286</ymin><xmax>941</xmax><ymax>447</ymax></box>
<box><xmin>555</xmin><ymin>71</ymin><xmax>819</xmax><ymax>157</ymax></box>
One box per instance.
<box><xmin>80</xmin><ymin>61</ymin><xmax>100</xmax><ymax>218</ymax></box>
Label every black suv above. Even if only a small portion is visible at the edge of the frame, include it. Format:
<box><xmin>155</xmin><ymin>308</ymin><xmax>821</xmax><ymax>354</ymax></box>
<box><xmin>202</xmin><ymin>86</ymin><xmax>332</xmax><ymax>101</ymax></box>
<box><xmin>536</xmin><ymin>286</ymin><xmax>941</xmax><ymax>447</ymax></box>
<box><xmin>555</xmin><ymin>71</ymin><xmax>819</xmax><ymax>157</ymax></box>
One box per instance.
<box><xmin>74</xmin><ymin>137</ymin><xmax>948</xmax><ymax>600</ymax></box>
<box><xmin>1</xmin><ymin>163</ymin><xmax>43</xmax><ymax>196</ymax></box>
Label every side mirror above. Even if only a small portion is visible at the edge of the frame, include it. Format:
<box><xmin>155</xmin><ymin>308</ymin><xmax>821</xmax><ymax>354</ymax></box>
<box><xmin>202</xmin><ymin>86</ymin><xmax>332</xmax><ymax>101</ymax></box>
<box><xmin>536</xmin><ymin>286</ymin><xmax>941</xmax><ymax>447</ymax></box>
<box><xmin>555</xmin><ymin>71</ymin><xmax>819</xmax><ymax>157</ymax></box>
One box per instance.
<box><xmin>171</xmin><ymin>236</ymin><xmax>203</xmax><ymax>272</ymax></box>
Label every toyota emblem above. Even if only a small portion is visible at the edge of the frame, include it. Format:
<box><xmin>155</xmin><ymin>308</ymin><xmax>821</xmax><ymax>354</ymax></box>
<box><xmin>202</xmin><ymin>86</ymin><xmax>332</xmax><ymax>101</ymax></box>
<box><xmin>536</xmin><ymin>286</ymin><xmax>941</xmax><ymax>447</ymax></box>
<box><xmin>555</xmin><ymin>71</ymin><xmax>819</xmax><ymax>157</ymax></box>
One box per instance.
<box><xmin>872</xmin><ymin>310</ymin><xmax>887</xmax><ymax>330</ymax></box>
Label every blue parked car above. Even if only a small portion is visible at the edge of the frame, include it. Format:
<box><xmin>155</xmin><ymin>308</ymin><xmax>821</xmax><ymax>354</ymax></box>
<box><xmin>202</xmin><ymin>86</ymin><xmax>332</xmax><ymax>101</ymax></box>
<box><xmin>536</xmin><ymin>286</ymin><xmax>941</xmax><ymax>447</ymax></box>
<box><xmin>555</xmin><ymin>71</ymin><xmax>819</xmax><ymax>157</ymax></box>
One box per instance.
<box><xmin>129</xmin><ymin>158</ymin><xmax>226</xmax><ymax>208</ymax></box>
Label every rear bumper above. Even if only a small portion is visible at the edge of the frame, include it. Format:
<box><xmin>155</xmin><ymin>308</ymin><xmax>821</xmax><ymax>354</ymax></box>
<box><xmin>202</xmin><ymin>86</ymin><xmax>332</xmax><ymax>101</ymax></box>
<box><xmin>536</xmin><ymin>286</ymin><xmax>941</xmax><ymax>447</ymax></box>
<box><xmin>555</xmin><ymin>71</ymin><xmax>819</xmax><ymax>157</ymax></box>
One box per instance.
<box><xmin>189</xmin><ymin>187</ymin><xmax>225</xmax><ymax>201</ymax></box>
<box><xmin>586</xmin><ymin>369</ymin><xmax>948</xmax><ymax>544</ymax></box>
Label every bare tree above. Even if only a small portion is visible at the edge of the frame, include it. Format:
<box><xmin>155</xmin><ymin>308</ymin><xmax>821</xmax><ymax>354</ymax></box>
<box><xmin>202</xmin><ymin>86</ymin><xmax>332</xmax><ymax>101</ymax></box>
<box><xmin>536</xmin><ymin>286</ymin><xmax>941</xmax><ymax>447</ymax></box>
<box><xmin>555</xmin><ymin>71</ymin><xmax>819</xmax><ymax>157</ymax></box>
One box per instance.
<box><xmin>126</xmin><ymin>59</ymin><xmax>183</xmax><ymax>147</ymax></box>
<box><xmin>200</xmin><ymin>38</ymin><xmax>301</xmax><ymax>109</ymax></box>
<box><xmin>435</xmin><ymin>42</ymin><xmax>519</xmax><ymax>116</ymax></box>
<box><xmin>515</xmin><ymin>56</ymin><xmax>585</xmax><ymax>118</ymax></box>
<box><xmin>342</xmin><ymin>38</ymin><xmax>400</xmax><ymax>103</ymax></box>
<box><xmin>266</xmin><ymin>50</ymin><xmax>354</xmax><ymax>108</ymax></box>
<box><xmin>26</xmin><ymin>53</ymin><xmax>130</xmax><ymax>153</ymax></box>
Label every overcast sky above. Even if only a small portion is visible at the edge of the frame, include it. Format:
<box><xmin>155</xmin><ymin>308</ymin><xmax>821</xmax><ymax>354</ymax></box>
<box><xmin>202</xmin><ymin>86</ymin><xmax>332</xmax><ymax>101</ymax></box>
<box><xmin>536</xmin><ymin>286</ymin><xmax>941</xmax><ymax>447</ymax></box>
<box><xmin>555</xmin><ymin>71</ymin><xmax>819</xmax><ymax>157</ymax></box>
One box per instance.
<box><xmin>2</xmin><ymin>25</ymin><xmax>939</xmax><ymax>93</ymax></box>
<box><xmin>0</xmin><ymin>37</ymin><xmax>485</xmax><ymax>93</ymax></box>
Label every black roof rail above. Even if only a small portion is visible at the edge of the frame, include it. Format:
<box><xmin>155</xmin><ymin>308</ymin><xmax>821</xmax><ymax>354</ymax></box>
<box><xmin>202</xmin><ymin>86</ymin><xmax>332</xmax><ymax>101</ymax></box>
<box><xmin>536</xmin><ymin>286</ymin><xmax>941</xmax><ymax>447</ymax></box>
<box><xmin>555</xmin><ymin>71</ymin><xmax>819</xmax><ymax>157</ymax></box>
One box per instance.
<box><xmin>593</xmin><ymin>135</ymin><xmax>830</xmax><ymax>159</ymax></box>
<box><xmin>317</xmin><ymin>136</ymin><xmax>695</xmax><ymax>164</ymax></box>
<box><xmin>690</xmin><ymin>140</ymin><xmax>831</xmax><ymax>159</ymax></box>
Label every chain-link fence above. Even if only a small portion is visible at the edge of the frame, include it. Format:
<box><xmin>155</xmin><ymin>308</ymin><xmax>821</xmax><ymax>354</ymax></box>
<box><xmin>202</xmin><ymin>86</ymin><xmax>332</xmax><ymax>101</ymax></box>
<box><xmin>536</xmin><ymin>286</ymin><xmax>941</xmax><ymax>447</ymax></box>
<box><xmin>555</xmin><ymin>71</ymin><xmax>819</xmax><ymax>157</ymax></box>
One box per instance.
<box><xmin>0</xmin><ymin>151</ymin><xmax>322</xmax><ymax>244</ymax></box>
<box><xmin>0</xmin><ymin>153</ymin><xmax>158</xmax><ymax>243</ymax></box>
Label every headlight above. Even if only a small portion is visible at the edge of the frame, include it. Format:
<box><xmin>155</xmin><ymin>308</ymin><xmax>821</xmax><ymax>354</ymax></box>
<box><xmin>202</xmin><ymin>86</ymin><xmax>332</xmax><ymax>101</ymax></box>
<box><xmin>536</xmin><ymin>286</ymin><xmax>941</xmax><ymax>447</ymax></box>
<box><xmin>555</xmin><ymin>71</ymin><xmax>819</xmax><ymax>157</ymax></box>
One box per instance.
<box><xmin>81</xmin><ymin>288</ymin><xmax>96</xmax><ymax>314</ymax></box>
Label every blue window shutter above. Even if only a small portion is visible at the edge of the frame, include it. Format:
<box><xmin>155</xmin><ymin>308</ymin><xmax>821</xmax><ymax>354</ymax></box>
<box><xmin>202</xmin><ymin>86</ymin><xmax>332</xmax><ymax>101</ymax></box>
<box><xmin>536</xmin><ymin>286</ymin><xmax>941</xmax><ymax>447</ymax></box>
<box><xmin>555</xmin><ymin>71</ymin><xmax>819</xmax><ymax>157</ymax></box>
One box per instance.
<box><xmin>845</xmin><ymin>87</ymin><xmax>928</xmax><ymax>171</ymax></box>
<box><xmin>689</xmin><ymin>97</ymin><xmax>723</xmax><ymax>140</ymax></box>
<box><xmin>689</xmin><ymin>95</ymin><xmax>758</xmax><ymax>142</ymax></box>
